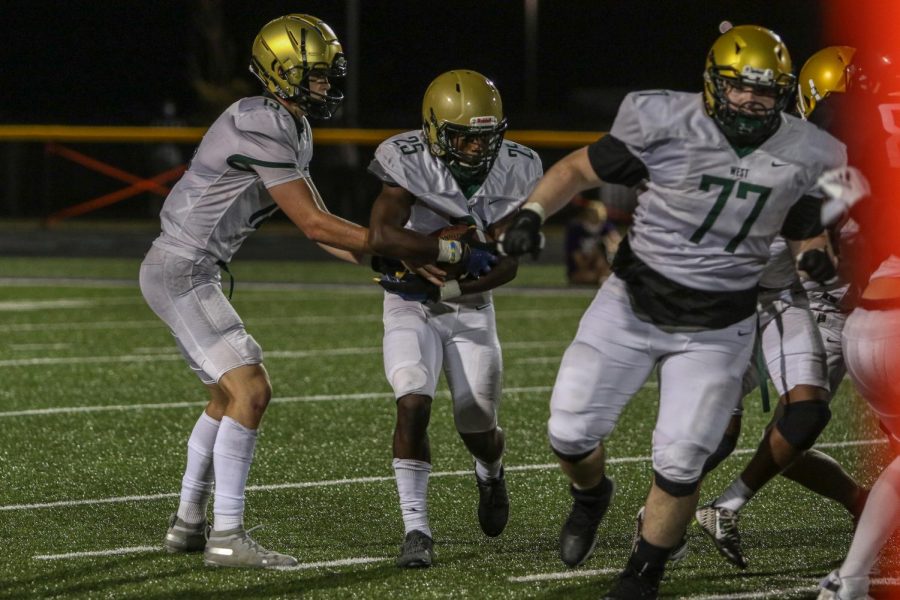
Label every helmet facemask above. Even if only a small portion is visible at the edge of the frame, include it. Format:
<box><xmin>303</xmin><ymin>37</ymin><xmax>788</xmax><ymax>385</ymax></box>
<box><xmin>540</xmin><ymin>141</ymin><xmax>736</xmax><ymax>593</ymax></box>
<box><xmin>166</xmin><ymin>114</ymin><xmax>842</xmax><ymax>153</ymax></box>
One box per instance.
<box><xmin>282</xmin><ymin>56</ymin><xmax>347</xmax><ymax>120</ymax></box>
<box><xmin>426</xmin><ymin>112</ymin><xmax>508</xmax><ymax>179</ymax></box>
<box><xmin>706</xmin><ymin>65</ymin><xmax>795</xmax><ymax>145</ymax></box>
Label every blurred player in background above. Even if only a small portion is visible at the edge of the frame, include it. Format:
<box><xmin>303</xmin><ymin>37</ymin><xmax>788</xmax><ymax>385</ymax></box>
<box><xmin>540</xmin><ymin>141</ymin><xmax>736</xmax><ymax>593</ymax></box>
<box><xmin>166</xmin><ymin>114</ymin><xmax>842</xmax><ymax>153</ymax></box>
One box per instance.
<box><xmin>368</xmin><ymin>70</ymin><xmax>542</xmax><ymax>567</ymax></box>
<box><xmin>501</xmin><ymin>25</ymin><xmax>845</xmax><ymax>599</ymax></box>
<box><xmin>565</xmin><ymin>198</ymin><xmax>621</xmax><ymax>286</ymax></box>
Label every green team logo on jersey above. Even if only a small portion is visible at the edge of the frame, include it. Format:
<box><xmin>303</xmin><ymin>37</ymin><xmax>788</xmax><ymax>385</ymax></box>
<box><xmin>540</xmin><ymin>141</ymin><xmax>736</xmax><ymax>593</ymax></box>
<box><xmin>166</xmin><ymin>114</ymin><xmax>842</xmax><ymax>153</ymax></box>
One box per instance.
<box><xmin>691</xmin><ymin>174</ymin><xmax>772</xmax><ymax>253</ymax></box>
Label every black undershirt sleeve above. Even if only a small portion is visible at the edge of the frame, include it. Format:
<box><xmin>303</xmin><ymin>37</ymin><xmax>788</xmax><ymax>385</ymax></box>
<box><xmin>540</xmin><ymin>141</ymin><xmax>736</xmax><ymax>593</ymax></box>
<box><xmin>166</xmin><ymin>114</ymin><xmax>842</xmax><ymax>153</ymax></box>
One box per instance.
<box><xmin>586</xmin><ymin>135</ymin><xmax>649</xmax><ymax>187</ymax></box>
<box><xmin>781</xmin><ymin>195</ymin><xmax>824</xmax><ymax>240</ymax></box>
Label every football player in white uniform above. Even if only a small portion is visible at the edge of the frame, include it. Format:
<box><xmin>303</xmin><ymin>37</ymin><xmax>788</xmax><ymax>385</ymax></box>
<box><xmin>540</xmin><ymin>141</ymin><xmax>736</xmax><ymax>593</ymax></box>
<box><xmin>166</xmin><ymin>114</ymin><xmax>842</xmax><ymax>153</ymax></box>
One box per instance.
<box><xmin>140</xmin><ymin>14</ymin><xmax>369</xmax><ymax>568</ymax></box>
<box><xmin>367</xmin><ymin>70</ymin><xmax>542</xmax><ymax>568</ymax></box>
<box><xmin>140</xmin><ymin>16</ymin><xmax>490</xmax><ymax>569</ymax></box>
<box><xmin>695</xmin><ymin>47</ymin><xmax>869</xmax><ymax>569</ymax></box>
<box><xmin>501</xmin><ymin>25</ymin><xmax>845</xmax><ymax>599</ymax></box>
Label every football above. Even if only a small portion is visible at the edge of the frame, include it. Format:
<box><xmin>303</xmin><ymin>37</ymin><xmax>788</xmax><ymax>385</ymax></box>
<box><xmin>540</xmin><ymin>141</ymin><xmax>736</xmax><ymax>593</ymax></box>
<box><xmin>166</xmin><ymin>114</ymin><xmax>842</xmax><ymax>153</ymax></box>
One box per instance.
<box><xmin>430</xmin><ymin>224</ymin><xmax>493</xmax><ymax>281</ymax></box>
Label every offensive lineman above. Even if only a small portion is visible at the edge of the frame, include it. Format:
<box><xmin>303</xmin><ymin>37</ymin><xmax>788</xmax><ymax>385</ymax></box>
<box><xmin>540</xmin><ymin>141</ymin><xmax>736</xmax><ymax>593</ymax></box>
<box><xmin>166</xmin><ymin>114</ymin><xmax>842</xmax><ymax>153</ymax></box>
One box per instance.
<box><xmin>367</xmin><ymin>70</ymin><xmax>542</xmax><ymax>567</ymax></box>
<box><xmin>501</xmin><ymin>25</ymin><xmax>845</xmax><ymax>598</ymax></box>
<box><xmin>140</xmin><ymin>17</ymin><xmax>486</xmax><ymax>568</ymax></box>
<box><xmin>695</xmin><ymin>46</ymin><xmax>869</xmax><ymax>569</ymax></box>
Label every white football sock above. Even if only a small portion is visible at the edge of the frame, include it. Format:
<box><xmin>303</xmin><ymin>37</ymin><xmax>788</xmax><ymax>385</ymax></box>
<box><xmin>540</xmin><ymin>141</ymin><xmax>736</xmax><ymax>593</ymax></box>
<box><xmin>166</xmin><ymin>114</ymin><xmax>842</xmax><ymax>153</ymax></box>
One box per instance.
<box><xmin>839</xmin><ymin>455</ymin><xmax>900</xmax><ymax>580</ymax></box>
<box><xmin>715</xmin><ymin>477</ymin><xmax>755</xmax><ymax>512</ymax></box>
<box><xmin>176</xmin><ymin>412</ymin><xmax>220</xmax><ymax>525</ymax></box>
<box><xmin>393</xmin><ymin>458</ymin><xmax>432</xmax><ymax>539</ymax></box>
<box><xmin>212</xmin><ymin>416</ymin><xmax>258</xmax><ymax>532</ymax></box>
<box><xmin>474</xmin><ymin>456</ymin><xmax>503</xmax><ymax>481</ymax></box>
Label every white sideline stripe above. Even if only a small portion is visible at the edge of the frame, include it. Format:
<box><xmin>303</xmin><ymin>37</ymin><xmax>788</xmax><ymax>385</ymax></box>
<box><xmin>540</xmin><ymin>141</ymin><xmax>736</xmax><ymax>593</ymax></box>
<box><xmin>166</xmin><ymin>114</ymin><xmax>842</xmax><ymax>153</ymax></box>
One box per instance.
<box><xmin>33</xmin><ymin>545</ymin><xmax>159</xmax><ymax>560</ymax></box>
<box><xmin>0</xmin><ymin>338</ymin><xmax>568</xmax><ymax>368</ymax></box>
<box><xmin>508</xmin><ymin>567</ymin><xmax>620</xmax><ymax>582</ymax></box>
<box><xmin>0</xmin><ymin>385</ymin><xmax>556</xmax><ymax>418</ymax></box>
<box><xmin>0</xmin><ymin>439</ymin><xmax>884</xmax><ymax>513</ymax></box>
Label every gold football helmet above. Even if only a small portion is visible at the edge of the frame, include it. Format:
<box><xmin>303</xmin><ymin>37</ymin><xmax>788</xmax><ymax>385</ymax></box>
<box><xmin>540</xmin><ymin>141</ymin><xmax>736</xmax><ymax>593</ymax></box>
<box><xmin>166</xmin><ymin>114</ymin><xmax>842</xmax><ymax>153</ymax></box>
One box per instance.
<box><xmin>797</xmin><ymin>46</ymin><xmax>857</xmax><ymax>118</ymax></box>
<box><xmin>422</xmin><ymin>70</ymin><xmax>508</xmax><ymax>178</ymax></box>
<box><xmin>249</xmin><ymin>14</ymin><xmax>347</xmax><ymax>119</ymax></box>
<box><xmin>703</xmin><ymin>25</ymin><xmax>795</xmax><ymax>144</ymax></box>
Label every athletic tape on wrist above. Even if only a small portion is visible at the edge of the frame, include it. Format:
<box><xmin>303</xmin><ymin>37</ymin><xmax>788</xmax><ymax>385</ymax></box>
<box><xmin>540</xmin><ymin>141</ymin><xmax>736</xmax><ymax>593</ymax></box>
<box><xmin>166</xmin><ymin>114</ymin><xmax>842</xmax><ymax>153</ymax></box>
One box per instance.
<box><xmin>438</xmin><ymin>239</ymin><xmax>463</xmax><ymax>264</ymax></box>
<box><xmin>522</xmin><ymin>202</ymin><xmax>546</xmax><ymax>224</ymax></box>
<box><xmin>439</xmin><ymin>280</ymin><xmax>462</xmax><ymax>301</ymax></box>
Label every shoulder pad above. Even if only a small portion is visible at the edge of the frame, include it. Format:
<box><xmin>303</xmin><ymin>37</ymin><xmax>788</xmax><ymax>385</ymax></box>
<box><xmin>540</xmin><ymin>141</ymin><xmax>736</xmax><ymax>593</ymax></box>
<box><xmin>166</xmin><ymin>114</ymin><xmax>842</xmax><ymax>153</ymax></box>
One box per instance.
<box><xmin>233</xmin><ymin>96</ymin><xmax>293</xmax><ymax>139</ymax></box>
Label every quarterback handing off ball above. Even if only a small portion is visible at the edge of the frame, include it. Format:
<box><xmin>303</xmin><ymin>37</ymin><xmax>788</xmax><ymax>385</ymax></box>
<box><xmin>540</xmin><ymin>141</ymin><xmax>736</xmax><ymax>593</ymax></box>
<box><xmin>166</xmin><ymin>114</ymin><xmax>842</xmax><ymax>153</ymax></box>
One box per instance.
<box><xmin>432</xmin><ymin>225</ymin><xmax>494</xmax><ymax>281</ymax></box>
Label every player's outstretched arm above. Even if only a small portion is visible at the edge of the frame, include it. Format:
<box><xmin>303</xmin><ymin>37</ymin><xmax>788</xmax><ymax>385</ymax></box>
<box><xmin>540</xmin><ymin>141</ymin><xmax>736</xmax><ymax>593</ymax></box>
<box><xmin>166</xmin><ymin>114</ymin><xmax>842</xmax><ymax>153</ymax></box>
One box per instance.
<box><xmin>269</xmin><ymin>177</ymin><xmax>372</xmax><ymax>254</ymax></box>
<box><xmin>369</xmin><ymin>183</ymin><xmax>443</xmax><ymax>263</ymax></box>
<box><xmin>502</xmin><ymin>147</ymin><xmax>603</xmax><ymax>257</ymax></box>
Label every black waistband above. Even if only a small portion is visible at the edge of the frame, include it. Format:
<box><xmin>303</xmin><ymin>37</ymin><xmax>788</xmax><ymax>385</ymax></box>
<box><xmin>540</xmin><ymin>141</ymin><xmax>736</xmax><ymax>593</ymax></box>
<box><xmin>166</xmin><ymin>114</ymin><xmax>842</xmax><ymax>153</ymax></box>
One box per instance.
<box><xmin>612</xmin><ymin>236</ymin><xmax>758</xmax><ymax>329</ymax></box>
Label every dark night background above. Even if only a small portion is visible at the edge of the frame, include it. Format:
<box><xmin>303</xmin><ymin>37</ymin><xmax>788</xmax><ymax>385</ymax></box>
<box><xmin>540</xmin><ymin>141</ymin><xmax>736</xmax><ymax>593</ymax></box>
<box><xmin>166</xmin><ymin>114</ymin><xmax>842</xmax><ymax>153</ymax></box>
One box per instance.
<box><xmin>2</xmin><ymin>1</ymin><xmax>829</xmax><ymax>128</ymax></box>
<box><xmin>0</xmin><ymin>1</ymin><xmax>833</xmax><ymax>227</ymax></box>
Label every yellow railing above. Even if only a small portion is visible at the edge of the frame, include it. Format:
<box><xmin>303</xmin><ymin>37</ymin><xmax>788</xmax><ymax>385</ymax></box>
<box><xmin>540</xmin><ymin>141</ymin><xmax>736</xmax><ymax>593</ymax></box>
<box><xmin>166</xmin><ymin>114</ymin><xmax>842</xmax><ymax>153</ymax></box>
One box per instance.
<box><xmin>0</xmin><ymin>125</ymin><xmax>603</xmax><ymax>148</ymax></box>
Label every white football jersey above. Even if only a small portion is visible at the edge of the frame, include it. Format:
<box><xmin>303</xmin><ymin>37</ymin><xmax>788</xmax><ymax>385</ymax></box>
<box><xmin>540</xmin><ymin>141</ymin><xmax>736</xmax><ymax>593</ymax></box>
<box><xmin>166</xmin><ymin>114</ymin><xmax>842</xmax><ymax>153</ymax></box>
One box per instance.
<box><xmin>371</xmin><ymin>130</ymin><xmax>543</xmax><ymax>234</ymax></box>
<box><xmin>153</xmin><ymin>96</ymin><xmax>312</xmax><ymax>263</ymax></box>
<box><xmin>612</xmin><ymin>91</ymin><xmax>846</xmax><ymax>291</ymax></box>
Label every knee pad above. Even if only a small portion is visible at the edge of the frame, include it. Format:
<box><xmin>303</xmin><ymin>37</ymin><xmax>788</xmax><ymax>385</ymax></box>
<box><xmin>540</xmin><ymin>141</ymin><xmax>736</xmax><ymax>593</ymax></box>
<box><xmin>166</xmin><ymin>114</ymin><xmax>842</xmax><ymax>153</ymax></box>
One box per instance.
<box><xmin>653</xmin><ymin>470</ymin><xmax>700</xmax><ymax>497</ymax></box>
<box><xmin>700</xmin><ymin>432</ymin><xmax>739</xmax><ymax>477</ymax></box>
<box><xmin>388</xmin><ymin>363</ymin><xmax>430</xmax><ymax>397</ymax></box>
<box><xmin>550</xmin><ymin>444</ymin><xmax>598</xmax><ymax>464</ymax></box>
<box><xmin>776</xmin><ymin>400</ymin><xmax>831</xmax><ymax>450</ymax></box>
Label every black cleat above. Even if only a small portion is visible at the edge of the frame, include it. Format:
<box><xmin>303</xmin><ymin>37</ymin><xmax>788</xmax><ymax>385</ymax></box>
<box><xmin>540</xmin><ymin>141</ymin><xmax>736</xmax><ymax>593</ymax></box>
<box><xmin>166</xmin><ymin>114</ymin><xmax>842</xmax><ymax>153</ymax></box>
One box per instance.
<box><xmin>602</xmin><ymin>564</ymin><xmax>662</xmax><ymax>599</ymax></box>
<box><xmin>476</xmin><ymin>467</ymin><xmax>509</xmax><ymax>537</ymax></box>
<box><xmin>559</xmin><ymin>477</ymin><xmax>615</xmax><ymax>567</ymax></box>
<box><xmin>396</xmin><ymin>530</ymin><xmax>434</xmax><ymax>568</ymax></box>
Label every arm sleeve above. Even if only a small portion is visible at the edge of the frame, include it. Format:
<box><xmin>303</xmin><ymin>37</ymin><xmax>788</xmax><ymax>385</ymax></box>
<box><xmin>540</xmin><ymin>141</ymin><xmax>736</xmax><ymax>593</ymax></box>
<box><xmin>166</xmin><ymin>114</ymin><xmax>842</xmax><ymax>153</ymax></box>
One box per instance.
<box><xmin>586</xmin><ymin>135</ymin><xmax>649</xmax><ymax>186</ymax></box>
<box><xmin>781</xmin><ymin>195</ymin><xmax>825</xmax><ymax>240</ymax></box>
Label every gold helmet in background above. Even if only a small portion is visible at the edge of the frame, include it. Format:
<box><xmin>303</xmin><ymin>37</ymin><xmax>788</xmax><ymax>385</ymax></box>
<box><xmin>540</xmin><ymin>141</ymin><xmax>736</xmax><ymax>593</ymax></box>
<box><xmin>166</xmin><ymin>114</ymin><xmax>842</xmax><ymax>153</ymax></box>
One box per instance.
<box><xmin>422</xmin><ymin>70</ymin><xmax>508</xmax><ymax>178</ymax></box>
<box><xmin>249</xmin><ymin>14</ymin><xmax>348</xmax><ymax>119</ymax></box>
<box><xmin>703</xmin><ymin>25</ymin><xmax>795</xmax><ymax>144</ymax></box>
<box><xmin>797</xmin><ymin>46</ymin><xmax>857</xmax><ymax>119</ymax></box>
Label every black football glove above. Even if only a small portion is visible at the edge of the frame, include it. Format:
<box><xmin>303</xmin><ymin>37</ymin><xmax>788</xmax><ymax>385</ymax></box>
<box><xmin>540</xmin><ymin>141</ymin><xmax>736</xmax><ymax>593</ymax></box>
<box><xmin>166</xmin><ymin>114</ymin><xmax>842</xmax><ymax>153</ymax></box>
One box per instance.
<box><xmin>797</xmin><ymin>248</ymin><xmax>838</xmax><ymax>285</ymax></box>
<box><xmin>500</xmin><ymin>208</ymin><xmax>545</xmax><ymax>258</ymax></box>
<box><xmin>377</xmin><ymin>273</ymin><xmax>440</xmax><ymax>303</ymax></box>
<box><xmin>371</xmin><ymin>256</ymin><xmax>406</xmax><ymax>275</ymax></box>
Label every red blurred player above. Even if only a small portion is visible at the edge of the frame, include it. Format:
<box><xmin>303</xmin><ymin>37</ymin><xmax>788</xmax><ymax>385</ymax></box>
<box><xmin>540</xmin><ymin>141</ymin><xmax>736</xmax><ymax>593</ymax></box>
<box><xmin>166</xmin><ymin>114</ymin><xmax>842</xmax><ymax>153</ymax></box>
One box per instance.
<box><xmin>816</xmin><ymin>4</ymin><xmax>900</xmax><ymax>598</ymax></box>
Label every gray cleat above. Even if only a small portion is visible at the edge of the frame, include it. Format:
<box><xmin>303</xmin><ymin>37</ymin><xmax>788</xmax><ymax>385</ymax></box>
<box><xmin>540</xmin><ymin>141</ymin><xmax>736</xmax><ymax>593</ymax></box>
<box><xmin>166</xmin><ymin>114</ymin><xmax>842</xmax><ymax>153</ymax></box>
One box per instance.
<box><xmin>164</xmin><ymin>513</ymin><xmax>208</xmax><ymax>553</ymax></box>
<box><xmin>396</xmin><ymin>530</ymin><xmax>434</xmax><ymax>568</ymax></box>
<box><xmin>203</xmin><ymin>525</ymin><xmax>298</xmax><ymax>568</ymax></box>
<box><xmin>695</xmin><ymin>504</ymin><xmax>748</xmax><ymax>569</ymax></box>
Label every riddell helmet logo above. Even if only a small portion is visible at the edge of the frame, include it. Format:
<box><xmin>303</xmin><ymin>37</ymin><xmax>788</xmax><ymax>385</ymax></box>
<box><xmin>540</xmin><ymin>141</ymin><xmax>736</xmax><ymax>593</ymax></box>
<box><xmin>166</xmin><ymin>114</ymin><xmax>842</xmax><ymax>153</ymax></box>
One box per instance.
<box><xmin>741</xmin><ymin>65</ymin><xmax>775</xmax><ymax>84</ymax></box>
<box><xmin>469</xmin><ymin>116</ymin><xmax>498</xmax><ymax>126</ymax></box>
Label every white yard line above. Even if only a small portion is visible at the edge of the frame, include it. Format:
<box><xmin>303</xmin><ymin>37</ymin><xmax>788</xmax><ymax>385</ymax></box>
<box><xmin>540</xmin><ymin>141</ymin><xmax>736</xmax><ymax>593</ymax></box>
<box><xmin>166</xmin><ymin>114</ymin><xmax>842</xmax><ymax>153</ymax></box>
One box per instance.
<box><xmin>33</xmin><ymin>546</ymin><xmax>160</xmax><ymax>560</ymax></box>
<box><xmin>0</xmin><ymin>308</ymin><xmax>583</xmax><ymax>334</ymax></box>
<box><xmin>0</xmin><ymin>385</ymin><xmax>555</xmax><ymax>418</ymax></box>
<box><xmin>685</xmin><ymin>586</ymin><xmax>815</xmax><ymax>599</ymax></box>
<box><xmin>508</xmin><ymin>568</ymin><xmax>620</xmax><ymax>582</ymax></box>
<box><xmin>0</xmin><ymin>439</ymin><xmax>884</xmax><ymax>513</ymax></box>
<box><xmin>33</xmin><ymin>545</ymin><xmax>387</xmax><ymax>569</ymax></box>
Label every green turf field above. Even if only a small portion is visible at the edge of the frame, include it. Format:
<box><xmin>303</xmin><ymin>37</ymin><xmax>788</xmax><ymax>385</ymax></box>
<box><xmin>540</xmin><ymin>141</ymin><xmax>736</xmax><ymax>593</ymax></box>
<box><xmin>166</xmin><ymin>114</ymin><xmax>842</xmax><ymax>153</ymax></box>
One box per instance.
<box><xmin>0</xmin><ymin>256</ymin><xmax>893</xmax><ymax>599</ymax></box>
